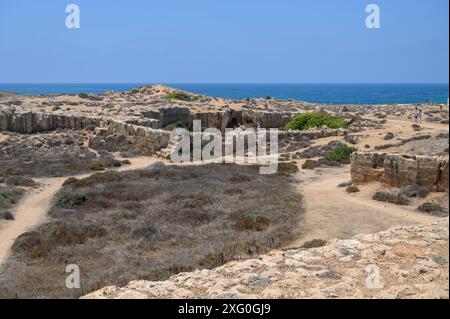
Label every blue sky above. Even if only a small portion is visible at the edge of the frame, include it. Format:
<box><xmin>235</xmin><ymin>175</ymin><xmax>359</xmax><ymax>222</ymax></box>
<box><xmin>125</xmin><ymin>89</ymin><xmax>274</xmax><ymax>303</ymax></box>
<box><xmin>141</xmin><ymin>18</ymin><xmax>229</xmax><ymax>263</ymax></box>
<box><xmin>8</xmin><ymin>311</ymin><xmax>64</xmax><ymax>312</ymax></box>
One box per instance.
<box><xmin>0</xmin><ymin>0</ymin><xmax>448</xmax><ymax>83</ymax></box>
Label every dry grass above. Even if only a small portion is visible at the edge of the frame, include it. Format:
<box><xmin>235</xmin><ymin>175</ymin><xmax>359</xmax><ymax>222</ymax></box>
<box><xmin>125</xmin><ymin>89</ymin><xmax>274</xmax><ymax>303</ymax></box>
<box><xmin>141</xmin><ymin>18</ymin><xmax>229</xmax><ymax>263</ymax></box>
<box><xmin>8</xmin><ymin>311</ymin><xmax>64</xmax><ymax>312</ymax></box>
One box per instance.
<box><xmin>5</xmin><ymin>176</ymin><xmax>37</xmax><ymax>188</ymax></box>
<box><xmin>0</xmin><ymin>163</ymin><xmax>302</xmax><ymax>298</ymax></box>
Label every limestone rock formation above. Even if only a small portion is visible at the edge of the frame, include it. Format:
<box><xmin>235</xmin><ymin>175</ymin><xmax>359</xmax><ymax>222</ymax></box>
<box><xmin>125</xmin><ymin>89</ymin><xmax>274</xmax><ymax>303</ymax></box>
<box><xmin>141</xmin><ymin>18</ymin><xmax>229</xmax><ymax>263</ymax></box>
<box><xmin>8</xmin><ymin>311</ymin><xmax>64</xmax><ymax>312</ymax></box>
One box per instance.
<box><xmin>351</xmin><ymin>152</ymin><xmax>449</xmax><ymax>192</ymax></box>
<box><xmin>0</xmin><ymin>110</ymin><xmax>101</xmax><ymax>133</ymax></box>
<box><xmin>350</xmin><ymin>153</ymin><xmax>385</xmax><ymax>183</ymax></box>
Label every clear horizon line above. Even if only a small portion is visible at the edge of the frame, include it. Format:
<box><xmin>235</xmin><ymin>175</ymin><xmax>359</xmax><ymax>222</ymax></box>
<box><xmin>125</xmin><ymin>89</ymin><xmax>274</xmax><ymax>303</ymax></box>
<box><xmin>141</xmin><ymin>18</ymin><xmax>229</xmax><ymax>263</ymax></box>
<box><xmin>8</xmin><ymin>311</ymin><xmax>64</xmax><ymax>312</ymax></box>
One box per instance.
<box><xmin>0</xmin><ymin>82</ymin><xmax>448</xmax><ymax>85</ymax></box>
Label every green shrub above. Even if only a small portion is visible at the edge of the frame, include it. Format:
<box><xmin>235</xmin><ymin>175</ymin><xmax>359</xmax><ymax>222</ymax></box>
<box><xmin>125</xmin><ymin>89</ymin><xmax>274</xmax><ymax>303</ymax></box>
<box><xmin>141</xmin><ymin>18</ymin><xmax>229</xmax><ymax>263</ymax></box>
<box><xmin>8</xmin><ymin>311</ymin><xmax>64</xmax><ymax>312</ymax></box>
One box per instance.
<box><xmin>285</xmin><ymin>112</ymin><xmax>347</xmax><ymax>131</ymax></box>
<box><xmin>325</xmin><ymin>146</ymin><xmax>357</xmax><ymax>163</ymax></box>
<box><xmin>0</xmin><ymin>192</ymin><xmax>16</xmax><ymax>205</ymax></box>
<box><xmin>163</xmin><ymin>92</ymin><xmax>201</xmax><ymax>102</ymax></box>
<box><xmin>57</xmin><ymin>192</ymin><xmax>87</xmax><ymax>208</ymax></box>
<box><xmin>0</xmin><ymin>187</ymin><xmax>25</xmax><ymax>209</ymax></box>
<box><xmin>301</xmin><ymin>239</ymin><xmax>327</xmax><ymax>249</ymax></box>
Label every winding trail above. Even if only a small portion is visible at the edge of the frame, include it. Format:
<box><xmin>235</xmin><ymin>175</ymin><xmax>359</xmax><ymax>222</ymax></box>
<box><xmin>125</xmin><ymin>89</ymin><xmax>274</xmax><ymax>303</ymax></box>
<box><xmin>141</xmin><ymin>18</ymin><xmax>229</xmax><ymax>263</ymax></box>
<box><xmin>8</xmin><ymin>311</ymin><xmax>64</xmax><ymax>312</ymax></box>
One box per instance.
<box><xmin>286</xmin><ymin>164</ymin><xmax>440</xmax><ymax>248</ymax></box>
<box><xmin>0</xmin><ymin>157</ymin><xmax>155</xmax><ymax>267</ymax></box>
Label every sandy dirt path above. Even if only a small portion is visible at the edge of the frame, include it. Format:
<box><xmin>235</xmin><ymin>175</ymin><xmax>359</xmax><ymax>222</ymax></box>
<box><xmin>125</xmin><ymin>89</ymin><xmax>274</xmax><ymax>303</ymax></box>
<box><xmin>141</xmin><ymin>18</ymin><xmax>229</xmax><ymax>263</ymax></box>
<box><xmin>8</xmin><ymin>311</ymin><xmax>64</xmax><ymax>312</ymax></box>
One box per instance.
<box><xmin>0</xmin><ymin>157</ymin><xmax>155</xmax><ymax>267</ymax></box>
<box><xmin>286</xmin><ymin>165</ymin><xmax>439</xmax><ymax>248</ymax></box>
<box><xmin>0</xmin><ymin>177</ymin><xmax>66</xmax><ymax>266</ymax></box>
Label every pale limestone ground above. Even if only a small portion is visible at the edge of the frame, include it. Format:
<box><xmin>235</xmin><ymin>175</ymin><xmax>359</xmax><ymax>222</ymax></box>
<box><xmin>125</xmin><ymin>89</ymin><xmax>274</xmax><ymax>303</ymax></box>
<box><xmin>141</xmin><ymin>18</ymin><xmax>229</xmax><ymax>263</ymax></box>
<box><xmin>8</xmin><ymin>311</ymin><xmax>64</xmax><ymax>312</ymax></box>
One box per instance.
<box><xmin>82</xmin><ymin>218</ymin><xmax>449</xmax><ymax>299</ymax></box>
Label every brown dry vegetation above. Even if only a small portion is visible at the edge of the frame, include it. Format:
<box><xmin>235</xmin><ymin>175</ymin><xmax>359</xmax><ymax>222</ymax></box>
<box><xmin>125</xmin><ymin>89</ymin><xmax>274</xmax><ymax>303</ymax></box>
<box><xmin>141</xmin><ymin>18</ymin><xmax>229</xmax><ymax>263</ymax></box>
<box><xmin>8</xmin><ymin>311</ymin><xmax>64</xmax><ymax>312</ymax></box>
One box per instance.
<box><xmin>0</xmin><ymin>164</ymin><xmax>302</xmax><ymax>298</ymax></box>
<box><xmin>0</xmin><ymin>185</ymin><xmax>25</xmax><ymax>211</ymax></box>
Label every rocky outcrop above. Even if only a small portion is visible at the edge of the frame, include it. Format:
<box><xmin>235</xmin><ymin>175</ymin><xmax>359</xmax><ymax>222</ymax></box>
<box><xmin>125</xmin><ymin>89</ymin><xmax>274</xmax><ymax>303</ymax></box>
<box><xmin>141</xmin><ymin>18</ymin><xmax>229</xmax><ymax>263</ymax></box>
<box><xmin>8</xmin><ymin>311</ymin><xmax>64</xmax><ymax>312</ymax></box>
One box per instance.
<box><xmin>441</xmin><ymin>160</ymin><xmax>449</xmax><ymax>193</ymax></box>
<box><xmin>144</xmin><ymin>107</ymin><xmax>295</xmax><ymax>131</ymax></box>
<box><xmin>82</xmin><ymin>218</ymin><xmax>449</xmax><ymax>299</ymax></box>
<box><xmin>351</xmin><ymin>152</ymin><xmax>449</xmax><ymax>192</ymax></box>
<box><xmin>350</xmin><ymin>153</ymin><xmax>385</xmax><ymax>183</ymax></box>
<box><xmin>0</xmin><ymin>109</ymin><xmax>170</xmax><ymax>155</ymax></box>
<box><xmin>194</xmin><ymin>111</ymin><xmax>232</xmax><ymax>132</ymax></box>
<box><xmin>90</xmin><ymin>121</ymin><xmax>170</xmax><ymax>155</ymax></box>
<box><xmin>241</xmin><ymin>110</ymin><xmax>294</xmax><ymax>129</ymax></box>
<box><xmin>0</xmin><ymin>110</ymin><xmax>101</xmax><ymax>133</ymax></box>
<box><xmin>279</xmin><ymin>128</ymin><xmax>347</xmax><ymax>141</ymax></box>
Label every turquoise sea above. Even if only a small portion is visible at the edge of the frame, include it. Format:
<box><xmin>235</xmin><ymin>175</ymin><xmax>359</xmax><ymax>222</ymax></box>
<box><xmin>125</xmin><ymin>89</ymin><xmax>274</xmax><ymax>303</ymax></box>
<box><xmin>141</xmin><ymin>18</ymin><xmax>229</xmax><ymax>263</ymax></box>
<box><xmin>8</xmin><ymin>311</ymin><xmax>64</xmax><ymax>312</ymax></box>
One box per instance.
<box><xmin>0</xmin><ymin>83</ymin><xmax>448</xmax><ymax>105</ymax></box>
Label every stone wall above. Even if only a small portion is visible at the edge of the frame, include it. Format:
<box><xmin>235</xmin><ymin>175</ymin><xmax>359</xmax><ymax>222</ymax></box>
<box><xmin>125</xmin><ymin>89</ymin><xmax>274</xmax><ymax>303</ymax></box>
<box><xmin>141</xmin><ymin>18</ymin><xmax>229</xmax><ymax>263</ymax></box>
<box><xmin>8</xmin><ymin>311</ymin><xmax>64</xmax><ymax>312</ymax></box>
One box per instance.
<box><xmin>351</xmin><ymin>152</ymin><xmax>449</xmax><ymax>192</ymax></box>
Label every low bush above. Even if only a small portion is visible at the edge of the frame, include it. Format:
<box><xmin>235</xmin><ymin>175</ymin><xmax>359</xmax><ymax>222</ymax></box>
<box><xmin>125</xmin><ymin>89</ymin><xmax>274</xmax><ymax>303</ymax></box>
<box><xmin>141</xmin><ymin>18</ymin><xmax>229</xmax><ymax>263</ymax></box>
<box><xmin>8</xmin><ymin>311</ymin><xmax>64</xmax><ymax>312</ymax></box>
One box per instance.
<box><xmin>277</xmin><ymin>161</ymin><xmax>300</xmax><ymax>175</ymax></box>
<box><xmin>132</xmin><ymin>226</ymin><xmax>158</xmax><ymax>240</ymax></box>
<box><xmin>224</xmin><ymin>188</ymin><xmax>244</xmax><ymax>195</ymax></box>
<box><xmin>372</xmin><ymin>191</ymin><xmax>409</xmax><ymax>205</ymax></box>
<box><xmin>418</xmin><ymin>202</ymin><xmax>447</xmax><ymax>216</ymax></box>
<box><xmin>56</xmin><ymin>192</ymin><xmax>87</xmax><ymax>208</ymax></box>
<box><xmin>0</xmin><ymin>186</ymin><xmax>25</xmax><ymax>209</ymax></box>
<box><xmin>400</xmin><ymin>185</ymin><xmax>429</xmax><ymax>198</ymax></box>
<box><xmin>231</xmin><ymin>211</ymin><xmax>270</xmax><ymax>232</ymax></box>
<box><xmin>325</xmin><ymin>146</ymin><xmax>358</xmax><ymax>163</ymax></box>
<box><xmin>301</xmin><ymin>239</ymin><xmax>327</xmax><ymax>249</ymax></box>
<box><xmin>5</xmin><ymin>176</ymin><xmax>37</xmax><ymax>187</ymax></box>
<box><xmin>62</xmin><ymin>177</ymin><xmax>79</xmax><ymax>186</ymax></box>
<box><xmin>302</xmin><ymin>160</ymin><xmax>320</xmax><ymax>170</ymax></box>
<box><xmin>88</xmin><ymin>162</ymin><xmax>106</xmax><ymax>171</ymax></box>
<box><xmin>346</xmin><ymin>185</ymin><xmax>360</xmax><ymax>193</ymax></box>
<box><xmin>163</xmin><ymin>92</ymin><xmax>201</xmax><ymax>102</ymax></box>
<box><xmin>230</xmin><ymin>174</ymin><xmax>251</xmax><ymax>183</ymax></box>
<box><xmin>0</xmin><ymin>211</ymin><xmax>14</xmax><ymax>220</ymax></box>
<box><xmin>285</xmin><ymin>112</ymin><xmax>347</xmax><ymax>131</ymax></box>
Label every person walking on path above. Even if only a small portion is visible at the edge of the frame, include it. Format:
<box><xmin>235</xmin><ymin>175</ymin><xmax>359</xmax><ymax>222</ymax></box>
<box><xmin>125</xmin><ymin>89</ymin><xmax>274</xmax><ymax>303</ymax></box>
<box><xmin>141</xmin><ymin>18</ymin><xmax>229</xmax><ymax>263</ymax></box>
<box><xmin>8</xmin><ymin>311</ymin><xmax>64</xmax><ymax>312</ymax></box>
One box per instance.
<box><xmin>412</xmin><ymin>107</ymin><xmax>420</xmax><ymax>123</ymax></box>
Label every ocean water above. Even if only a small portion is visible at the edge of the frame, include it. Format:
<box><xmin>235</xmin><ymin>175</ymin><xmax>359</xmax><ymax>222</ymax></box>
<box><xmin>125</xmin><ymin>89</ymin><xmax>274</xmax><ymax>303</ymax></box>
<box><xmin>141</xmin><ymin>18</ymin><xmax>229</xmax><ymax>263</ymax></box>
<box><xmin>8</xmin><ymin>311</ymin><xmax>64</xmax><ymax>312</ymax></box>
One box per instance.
<box><xmin>0</xmin><ymin>83</ymin><xmax>448</xmax><ymax>105</ymax></box>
